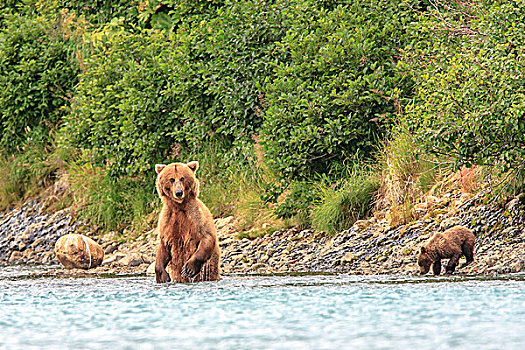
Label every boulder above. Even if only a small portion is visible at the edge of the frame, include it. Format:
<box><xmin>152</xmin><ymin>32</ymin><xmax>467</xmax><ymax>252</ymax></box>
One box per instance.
<box><xmin>146</xmin><ymin>261</ymin><xmax>156</xmax><ymax>276</ymax></box>
<box><xmin>118</xmin><ymin>253</ymin><xmax>143</xmax><ymax>267</ymax></box>
<box><xmin>55</xmin><ymin>234</ymin><xmax>104</xmax><ymax>269</ymax></box>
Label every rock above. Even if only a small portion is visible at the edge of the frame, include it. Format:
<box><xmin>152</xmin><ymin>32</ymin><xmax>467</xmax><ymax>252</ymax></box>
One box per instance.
<box><xmin>55</xmin><ymin>234</ymin><xmax>104</xmax><ymax>269</ymax></box>
<box><xmin>31</xmin><ymin>237</ymin><xmax>46</xmax><ymax>249</ymax></box>
<box><xmin>8</xmin><ymin>251</ymin><xmax>23</xmax><ymax>263</ymax></box>
<box><xmin>104</xmin><ymin>243</ymin><xmax>118</xmax><ymax>254</ymax></box>
<box><xmin>118</xmin><ymin>253</ymin><xmax>143</xmax><ymax>267</ymax></box>
<box><xmin>215</xmin><ymin>216</ymin><xmax>235</xmax><ymax>230</ymax></box>
<box><xmin>439</xmin><ymin>217</ymin><xmax>461</xmax><ymax>230</ymax></box>
<box><xmin>146</xmin><ymin>262</ymin><xmax>156</xmax><ymax>276</ymax></box>
<box><xmin>102</xmin><ymin>255</ymin><xmax>117</xmax><ymax>266</ymax></box>
<box><xmin>341</xmin><ymin>252</ymin><xmax>357</xmax><ymax>264</ymax></box>
<box><xmin>507</xmin><ymin>199</ymin><xmax>520</xmax><ymax>211</ymax></box>
<box><xmin>353</xmin><ymin>220</ymin><xmax>370</xmax><ymax>230</ymax></box>
<box><xmin>511</xmin><ymin>260</ymin><xmax>525</xmax><ymax>273</ymax></box>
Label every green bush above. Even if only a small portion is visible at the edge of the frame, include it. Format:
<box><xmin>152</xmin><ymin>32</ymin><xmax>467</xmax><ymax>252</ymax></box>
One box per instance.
<box><xmin>63</xmin><ymin>1</ymin><xmax>305</xmax><ymax>177</ymax></box>
<box><xmin>68</xmin><ymin>161</ymin><xmax>155</xmax><ymax>231</ymax></box>
<box><xmin>0</xmin><ymin>142</ymin><xmax>60</xmax><ymax>210</ymax></box>
<box><xmin>62</xmin><ymin>27</ymin><xmax>190</xmax><ymax>176</ymax></box>
<box><xmin>0</xmin><ymin>13</ymin><xmax>79</xmax><ymax>153</ymax></box>
<box><xmin>311</xmin><ymin>169</ymin><xmax>379</xmax><ymax>235</ymax></box>
<box><xmin>402</xmin><ymin>1</ymin><xmax>525</xmax><ymax>174</ymax></box>
<box><xmin>184</xmin><ymin>0</ymin><xmax>295</xmax><ymax>144</ymax></box>
<box><xmin>261</xmin><ymin>1</ymin><xmax>414</xmax><ymax>182</ymax></box>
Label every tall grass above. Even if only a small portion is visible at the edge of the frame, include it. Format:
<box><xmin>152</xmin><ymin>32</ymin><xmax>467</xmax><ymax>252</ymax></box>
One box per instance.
<box><xmin>375</xmin><ymin>131</ymin><xmax>447</xmax><ymax>226</ymax></box>
<box><xmin>0</xmin><ymin>142</ymin><xmax>61</xmax><ymax>210</ymax></box>
<box><xmin>68</xmin><ymin>161</ymin><xmax>156</xmax><ymax>234</ymax></box>
<box><xmin>311</xmin><ymin>167</ymin><xmax>379</xmax><ymax>235</ymax></box>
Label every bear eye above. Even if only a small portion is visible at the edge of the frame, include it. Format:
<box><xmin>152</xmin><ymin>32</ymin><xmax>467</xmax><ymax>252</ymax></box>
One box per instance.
<box><xmin>180</xmin><ymin>177</ymin><xmax>184</xmax><ymax>182</ymax></box>
<box><xmin>169</xmin><ymin>178</ymin><xmax>175</xmax><ymax>184</ymax></box>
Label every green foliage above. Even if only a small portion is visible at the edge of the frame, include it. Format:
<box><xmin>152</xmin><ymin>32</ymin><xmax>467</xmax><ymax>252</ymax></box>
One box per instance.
<box><xmin>0</xmin><ymin>13</ymin><xmax>79</xmax><ymax>153</ymax></box>
<box><xmin>68</xmin><ymin>162</ymin><xmax>156</xmax><ymax>231</ymax></box>
<box><xmin>272</xmin><ymin>181</ymin><xmax>317</xmax><ymax>223</ymax></box>
<box><xmin>64</xmin><ymin>0</ymin><xmax>301</xmax><ymax>177</ymax></box>
<box><xmin>185</xmin><ymin>0</ymin><xmax>295</xmax><ymax>144</ymax></box>
<box><xmin>311</xmin><ymin>169</ymin><xmax>379</xmax><ymax>235</ymax></box>
<box><xmin>261</xmin><ymin>1</ymin><xmax>414</xmax><ymax>182</ymax></box>
<box><xmin>56</xmin><ymin>0</ymin><xmax>139</xmax><ymax>25</ymax></box>
<box><xmin>403</xmin><ymin>1</ymin><xmax>525</xmax><ymax>174</ymax></box>
<box><xmin>375</xmin><ymin>130</ymin><xmax>442</xmax><ymax>211</ymax></box>
<box><xmin>138</xmin><ymin>0</ymin><xmax>224</xmax><ymax>32</ymax></box>
<box><xmin>0</xmin><ymin>142</ymin><xmax>61</xmax><ymax>210</ymax></box>
<box><xmin>63</xmin><ymin>28</ymin><xmax>188</xmax><ymax>176</ymax></box>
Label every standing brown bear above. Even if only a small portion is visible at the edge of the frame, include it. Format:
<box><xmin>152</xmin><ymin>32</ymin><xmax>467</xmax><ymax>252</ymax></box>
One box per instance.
<box><xmin>154</xmin><ymin>161</ymin><xmax>220</xmax><ymax>283</ymax></box>
<box><xmin>418</xmin><ymin>225</ymin><xmax>475</xmax><ymax>275</ymax></box>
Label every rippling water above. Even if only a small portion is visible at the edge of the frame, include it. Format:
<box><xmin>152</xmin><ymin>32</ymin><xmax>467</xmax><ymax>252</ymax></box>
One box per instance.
<box><xmin>1</xmin><ymin>267</ymin><xmax>525</xmax><ymax>349</ymax></box>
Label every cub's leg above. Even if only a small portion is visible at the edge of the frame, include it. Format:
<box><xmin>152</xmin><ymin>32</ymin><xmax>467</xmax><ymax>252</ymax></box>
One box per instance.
<box><xmin>445</xmin><ymin>254</ymin><xmax>461</xmax><ymax>274</ymax></box>
<box><xmin>432</xmin><ymin>260</ymin><xmax>442</xmax><ymax>275</ymax></box>
<box><xmin>459</xmin><ymin>240</ymin><xmax>475</xmax><ymax>268</ymax></box>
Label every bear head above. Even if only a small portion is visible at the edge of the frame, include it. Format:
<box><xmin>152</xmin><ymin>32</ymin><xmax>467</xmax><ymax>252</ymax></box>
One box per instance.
<box><xmin>417</xmin><ymin>246</ymin><xmax>432</xmax><ymax>274</ymax></box>
<box><xmin>155</xmin><ymin>161</ymin><xmax>200</xmax><ymax>204</ymax></box>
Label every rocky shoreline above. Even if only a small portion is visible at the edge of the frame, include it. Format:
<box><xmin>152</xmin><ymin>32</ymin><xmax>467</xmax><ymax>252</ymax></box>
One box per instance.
<box><xmin>1</xmin><ymin>192</ymin><xmax>525</xmax><ymax>278</ymax></box>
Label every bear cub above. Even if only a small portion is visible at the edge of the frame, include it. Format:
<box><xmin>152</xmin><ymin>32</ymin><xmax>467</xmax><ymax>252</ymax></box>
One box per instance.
<box><xmin>418</xmin><ymin>225</ymin><xmax>475</xmax><ymax>275</ymax></box>
<box><xmin>154</xmin><ymin>161</ymin><xmax>220</xmax><ymax>283</ymax></box>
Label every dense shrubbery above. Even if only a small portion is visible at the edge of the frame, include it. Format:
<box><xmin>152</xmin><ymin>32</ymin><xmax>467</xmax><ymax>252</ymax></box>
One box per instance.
<box><xmin>63</xmin><ymin>28</ymin><xmax>185</xmax><ymax>176</ymax></box>
<box><xmin>65</xmin><ymin>0</ymin><xmax>302</xmax><ymax>177</ymax></box>
<box><xmin>0</xmin><ymin>13</ymin><xmax>79</xmax><ymax>153</ymax></box>
<box><xmin>262</xmin><ymin>1</ymin><xmax>413</xmax><ymax>182</ymax></box>
<box><xmin>403</xmin><ymin>1</ymin><xmax>525</xmax><ymax>174</ymax></box>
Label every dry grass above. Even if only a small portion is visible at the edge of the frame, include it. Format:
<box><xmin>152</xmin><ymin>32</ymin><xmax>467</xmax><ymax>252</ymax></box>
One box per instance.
<box><xmin>375</xmin><ymin>132</ymin><xmax>447</xmax><ymax>226</ymax></box>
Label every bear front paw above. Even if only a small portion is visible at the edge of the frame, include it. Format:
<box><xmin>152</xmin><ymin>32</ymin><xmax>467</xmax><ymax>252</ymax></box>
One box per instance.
<box><xmin>156</xmin><ymin>269</ymin><xmax>171</xmax><ymax>283</ymax></box>
<box><xmin>181</xmin><ymin>259</ymin><xmax>203</xmax><ymax>279</ymax></box>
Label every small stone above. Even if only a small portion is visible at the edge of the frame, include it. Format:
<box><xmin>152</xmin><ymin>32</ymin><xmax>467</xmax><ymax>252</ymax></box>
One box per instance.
<box><xmin>341</xmin><ymin>252</ymin><xmax>356</xmax><ymax>264</ymax></box>
<box><xmin>102</xmin><ymin>255</ymin><xmax>118</xmax><ymax>266</ymax></box>
<box><xmin>511</xmin><ymin>261</ymin><xmax>525</xmax><ymax>273</ymax></box>
<box><xmin>119</xmin><ymin>254</ymin><xmax>143</xmax><ymax>267</ymax></box>
<box><xmin>506</xmin><ymin>199</ymin><xmax>520</xmax><ymax>211</ymax></box>
<box><xmin>439</xmin><ymin>217</ymin><xmax>461</xmax><ymax>230</ymax></box>
<box><xmin>8</xmin><ymin>251</ymin><xmax>23</xmax><ymax>263</ymax></box>
<box><xmin>104</xmin><ymin>244</ymin><xmax>118</xmax><ymax>254</ymax></box>
<box><xmin>23</xmin><ymin>249</ymin><xmax>35</xmax><ymax>260</ymax></box>
<box><xmin>31</xmin><ymin>237</ymin><xmax>46</xmax><ymax>249</ymax></box>
<box><xmin>252</xmin><ymin>263</ymin><xmax>268</xmax><ymax>270</ymax></box>
<box><xmin>353</xmin><ymin>220</ymin><xmax>370</xmax><ymax>230</ymax></box>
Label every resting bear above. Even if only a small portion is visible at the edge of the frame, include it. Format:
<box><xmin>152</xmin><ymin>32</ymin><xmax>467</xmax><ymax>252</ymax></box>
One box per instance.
<box><xmin>418</xmin><ymin>225</ymin><xmax>475</xmax><ymax>275</ymax></box>
<box><xmin>154</xmin><ymin>161</ymin><xmax>220</xmax><ymax>283</ymax></box>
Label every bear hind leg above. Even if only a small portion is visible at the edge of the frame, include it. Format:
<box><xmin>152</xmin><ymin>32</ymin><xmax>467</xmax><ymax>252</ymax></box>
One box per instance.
<box><xmin>459</xmin><ymin>240</ymin><xmax>475</xmax><ymax>268</ymax></box>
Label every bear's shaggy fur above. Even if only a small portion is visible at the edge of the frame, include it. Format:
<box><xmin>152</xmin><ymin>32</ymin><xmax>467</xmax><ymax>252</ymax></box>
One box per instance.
<box><xmin>154</xmin><ymin>161</ymin><xmax>220</xmax><ymax>283</ymax></box>
<box><xmin>418</xmin><ymin>225</ymin><xmax>475</xmax><ymax>275</ymax></box>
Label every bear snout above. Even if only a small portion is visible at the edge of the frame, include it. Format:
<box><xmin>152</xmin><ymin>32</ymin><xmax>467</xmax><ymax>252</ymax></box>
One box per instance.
<box><xmin>175</xmin><ymin>190</ymin><xmax>183</xmax><ymax>198</ymax></box>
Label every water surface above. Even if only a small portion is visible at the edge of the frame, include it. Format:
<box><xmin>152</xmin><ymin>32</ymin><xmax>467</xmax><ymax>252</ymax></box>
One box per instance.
<box><xmin>1</xmin><ymin>267</ymin><xmax>525</xmax><ymax>349</ymax></box>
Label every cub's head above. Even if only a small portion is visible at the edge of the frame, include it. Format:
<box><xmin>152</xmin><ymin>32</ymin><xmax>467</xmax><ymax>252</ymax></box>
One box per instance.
<box><xmin>417</xmin><ymin>246</ymin><xmax>432</xmax><ymax>275</ymax></box>
<box><xmin>155</xmin><ymin>161</ymin><xmax>199</xmax><ymax>204</ymax></box>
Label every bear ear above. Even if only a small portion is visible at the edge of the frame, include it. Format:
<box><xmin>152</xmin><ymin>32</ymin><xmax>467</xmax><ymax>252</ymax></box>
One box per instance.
<box><xmin>155</xmin><ymin>164</ymin><xmax>166</xmax><ymax>174</ymax></box>
<box><xmin>187</xmin><ymin>161</ymin><xmax>199</xmax><ymax>173</ymax></box>
<box><xmin>420</xmin><ymin>246</ymin><xmax>426</xmax><ymax>254</ymax></box>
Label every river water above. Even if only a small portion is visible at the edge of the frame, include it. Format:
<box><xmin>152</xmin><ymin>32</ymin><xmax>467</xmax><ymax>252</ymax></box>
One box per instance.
<box><xmin>1</xmin><ymin>266</ymin><xmax>525</xmax><ymax>349</ymax></box>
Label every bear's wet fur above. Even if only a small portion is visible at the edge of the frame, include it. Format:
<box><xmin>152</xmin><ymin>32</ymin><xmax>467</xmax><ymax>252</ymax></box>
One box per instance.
<box><xmin>418</xmin><ymin>225</ymin><xmax>475</xmax><ymax>275</ymax></box>
<box><xmin>154</xmin><ymin>161</ymin><xmax>220</xmax><ymax>283</ymax></box>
